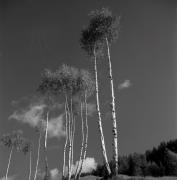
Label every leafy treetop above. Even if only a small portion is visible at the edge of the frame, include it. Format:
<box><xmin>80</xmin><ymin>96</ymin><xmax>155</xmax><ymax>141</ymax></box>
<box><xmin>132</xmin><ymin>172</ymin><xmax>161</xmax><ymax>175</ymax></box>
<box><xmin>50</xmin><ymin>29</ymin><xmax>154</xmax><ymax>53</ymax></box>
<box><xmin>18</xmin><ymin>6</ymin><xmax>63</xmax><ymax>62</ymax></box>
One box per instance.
<box><xmin>1</xmin><ymin>130</ymin><xmax>27</xmax><ymax>152</ymax></box>
<box><xmin>80</xmin><ymin>8</ymin><xmax>120</xmax><ymax>56</ymax></box>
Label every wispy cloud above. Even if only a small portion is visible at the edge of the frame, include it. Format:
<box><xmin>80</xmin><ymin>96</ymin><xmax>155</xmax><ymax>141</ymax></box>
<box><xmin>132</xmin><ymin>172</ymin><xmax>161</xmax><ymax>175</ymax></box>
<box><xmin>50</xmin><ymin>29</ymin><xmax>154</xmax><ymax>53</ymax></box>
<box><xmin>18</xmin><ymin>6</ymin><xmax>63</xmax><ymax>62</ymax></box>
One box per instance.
<box><xmin>9</xmin><ymin>97</ymin><xmax>65</xmax><ymax>139</ymax></box>
<box><xmin>118</xmin><ymin>79</ymin><xmax>132</xmax><ymax>90</ymax></box>
<box><xmin>47</xmin><ymin>114</ymin><xmax>66</xmax><ymax>138</ymax></box>
<box><xmin>9</xmin><ymin>104</ymin><xmax>46</xmax><ymax>127</ymax></box>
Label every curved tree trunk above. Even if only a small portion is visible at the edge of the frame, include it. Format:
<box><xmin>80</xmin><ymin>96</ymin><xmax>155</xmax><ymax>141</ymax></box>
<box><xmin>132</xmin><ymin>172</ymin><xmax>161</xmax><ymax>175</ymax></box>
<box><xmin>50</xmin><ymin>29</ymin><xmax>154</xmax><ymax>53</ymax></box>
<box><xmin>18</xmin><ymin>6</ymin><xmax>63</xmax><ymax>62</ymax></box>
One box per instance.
<box><xmin>106</xmin><ymin>37</ymin><xmax>118</xmax><ymax>175</ymax></box>
<box><xmin>93</xmin><ymin>47</ymin><xmax>111</xmax><ymax>175</ymax></box>
<box><xmin>44</xmin><ymin>111</ymin><xmax>49</xmax><ymax>180</ymax></box>
<box><xmin>28</xmin><ymin>150</ymin><xmax>32</xmax><ymax>180</ymax></box>
<box><xmin>5</xmin><ymin>146</ymin><xmax>13</xmax><ymax>180</ymax></box>
<box><xmin>34</xmin><ymin>128</ymin><xmax>42</xmax><ymax>180</ymax></box>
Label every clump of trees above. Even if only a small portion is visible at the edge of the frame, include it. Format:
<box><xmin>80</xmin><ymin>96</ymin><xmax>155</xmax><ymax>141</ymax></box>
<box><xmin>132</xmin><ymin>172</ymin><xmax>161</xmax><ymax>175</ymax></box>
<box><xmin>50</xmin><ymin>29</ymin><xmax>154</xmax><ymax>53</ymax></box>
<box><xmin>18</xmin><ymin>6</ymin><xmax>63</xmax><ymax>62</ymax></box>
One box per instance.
<box><xmin>92</xmin><ymin>139</ymin><xmax>177</xmax><ymax>177</ymax></box>
<box><xmin>37</xmin><ymin>64</ymin><xmax>95</xmax><ymax>180</ymax></box>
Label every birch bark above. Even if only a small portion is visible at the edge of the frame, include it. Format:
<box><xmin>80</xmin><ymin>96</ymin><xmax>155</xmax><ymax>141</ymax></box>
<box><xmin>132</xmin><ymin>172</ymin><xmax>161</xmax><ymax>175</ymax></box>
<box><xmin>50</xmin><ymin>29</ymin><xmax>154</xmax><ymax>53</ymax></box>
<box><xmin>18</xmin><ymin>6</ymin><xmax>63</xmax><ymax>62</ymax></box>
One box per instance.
<box><xmin>106</xmin><ymin>37</ymin><xmax>118</xmax><ymax>175</ymax></box>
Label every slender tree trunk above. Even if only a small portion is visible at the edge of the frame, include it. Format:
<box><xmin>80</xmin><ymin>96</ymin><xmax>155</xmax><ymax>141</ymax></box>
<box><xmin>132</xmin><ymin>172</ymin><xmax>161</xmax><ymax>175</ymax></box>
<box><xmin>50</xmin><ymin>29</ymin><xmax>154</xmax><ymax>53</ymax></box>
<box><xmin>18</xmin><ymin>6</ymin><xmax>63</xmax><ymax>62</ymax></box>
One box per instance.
<box><xmin>70</xmin><ymin>98</ymin><xmax>74</xmax><ymax>176</ymax></box>
<box><xmin>34</xmin><ymin>129</ymin><xmax>42</xmax><ymax>180</ymax></box>
<box><xmin>83</xmin><ymin>91</ymin><xmax>88</xmax><ymax>161</ymax></box>
<box><xmin>68</xmin><ymin>99</ymin><xmax>72</xmax><ymax>180</ymax></box>
<box><xmin>93</xmin><ymin>47</ymin><xmax>111</xmax><ymax>175</ymax></box>
<box><xmin>29</xmin><ymin>150</ymin><xmax>32</xmax><ymax>180</ymax></box>
<box><xmin>106</xmin><ymin>37</ymin><xmax>118</xmax><ymax>175</ymax></box>
<box><xmin>71</xmin><ymin>116</ymin><xmax>75</xmax><ymax>176</ymax></box>
<box><xmin>75</xmin><ymin>102</ymin><xmax>85</xmax><ymax>180</ymax></box>
<box><xmin>77</xmin><ymin>92</ymin><xmax>88</xmax><ymax>180</ymax></box>
<box><xmin>62</xmin><ymin>99</ymin><xmax>68</xmax><ymax>180</ymax></box>
<box><xmin>44</xmin><ymin>111</ymin><xmax>49</xmax><ymax>180</ymax></box>
<box><xmin>65</xmin><ymin>95</ymin><xmax>72</xmax><ymax>180</ymax></box>
<box><xmin>5</xmin><ymin>146</ymin><xmax>13</xmax><ymax>180</ymax></box>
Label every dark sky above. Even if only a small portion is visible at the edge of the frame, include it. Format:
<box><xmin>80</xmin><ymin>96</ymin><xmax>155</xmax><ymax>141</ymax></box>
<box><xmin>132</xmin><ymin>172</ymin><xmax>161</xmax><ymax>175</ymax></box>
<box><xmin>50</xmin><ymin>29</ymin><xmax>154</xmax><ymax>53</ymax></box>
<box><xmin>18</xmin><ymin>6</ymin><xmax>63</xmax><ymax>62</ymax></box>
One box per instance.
<box><xmin>0</xmin><ymin>0</ymin><xmax>177</xmax><ymax>179</ymax></box>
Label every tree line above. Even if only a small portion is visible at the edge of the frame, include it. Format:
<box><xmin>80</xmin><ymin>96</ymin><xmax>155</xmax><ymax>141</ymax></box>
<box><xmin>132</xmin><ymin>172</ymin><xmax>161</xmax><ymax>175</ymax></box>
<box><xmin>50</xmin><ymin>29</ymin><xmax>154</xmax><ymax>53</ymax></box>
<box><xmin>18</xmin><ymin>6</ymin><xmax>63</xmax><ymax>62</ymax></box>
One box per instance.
<box><xmin>92</xmin><ymin>139</ymin><xmax>177</xmax><ymax>178</ymax></box>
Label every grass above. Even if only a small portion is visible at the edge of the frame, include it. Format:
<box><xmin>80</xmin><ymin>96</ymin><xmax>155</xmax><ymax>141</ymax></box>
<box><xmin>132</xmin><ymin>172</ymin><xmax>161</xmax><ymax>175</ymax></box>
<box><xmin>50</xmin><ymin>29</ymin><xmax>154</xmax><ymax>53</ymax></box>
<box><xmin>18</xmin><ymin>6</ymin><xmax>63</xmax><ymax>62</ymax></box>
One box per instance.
<box><xmin>79</xmin><ymin>175</ymin><xmax>177</xmax><ymax>180</ymax></box>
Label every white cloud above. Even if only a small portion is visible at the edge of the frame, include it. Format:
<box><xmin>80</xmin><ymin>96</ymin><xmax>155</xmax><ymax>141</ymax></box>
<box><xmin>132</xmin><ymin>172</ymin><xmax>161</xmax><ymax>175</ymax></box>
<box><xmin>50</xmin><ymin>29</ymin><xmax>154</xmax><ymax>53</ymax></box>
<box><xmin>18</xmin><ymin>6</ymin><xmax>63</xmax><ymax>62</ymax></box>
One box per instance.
<box><xmin>80</xmin><ymin>157</ymin><xmax>97</xmax><ymax>174</ymax></box>
<box><xmin>64</xmin><ymin>157</ymin><xmax>97</xmax><ymax>176</ymax></box>
<box><xmin>118</xmin><ymin>79</ymin><xmax>132</xmax><ymax>90</ymax></box>
<box><xmin>48</xmin><ymin>158</ymin><xmax>97</xmax><ymax>179</ymax></box>
<box><xmin>50</xmin><ymin>168</ymin><xmax>61</xmax><ymax>180</ymax></box>
<box><xmin>0</xmin><ymin>175</ymin><xmax>16</xmax><ymax>180</ymax></box>
<box><xmin>9</xmin><ymin>101</ymin><xmax>66</xmax><ymax>139</ymax></box>
<box><xmin>47</xmin><ymin>114</ymin><xmax>66</xmax><ymax>138</ymax></box>
<box><xmin>9</xmin><ymin>104</ymin><xmax>46</xmax><ymax>127</ymax></box>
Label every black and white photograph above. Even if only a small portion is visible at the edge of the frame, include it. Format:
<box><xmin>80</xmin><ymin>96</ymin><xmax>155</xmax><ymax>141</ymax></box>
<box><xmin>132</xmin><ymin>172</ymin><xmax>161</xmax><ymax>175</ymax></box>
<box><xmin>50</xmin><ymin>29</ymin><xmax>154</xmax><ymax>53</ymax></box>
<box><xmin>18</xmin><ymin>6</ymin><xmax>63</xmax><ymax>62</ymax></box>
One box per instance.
<box><xmin>0</xmin><ymin>0</ymin><xmax>177</xmax><ymax>180</ymax></box>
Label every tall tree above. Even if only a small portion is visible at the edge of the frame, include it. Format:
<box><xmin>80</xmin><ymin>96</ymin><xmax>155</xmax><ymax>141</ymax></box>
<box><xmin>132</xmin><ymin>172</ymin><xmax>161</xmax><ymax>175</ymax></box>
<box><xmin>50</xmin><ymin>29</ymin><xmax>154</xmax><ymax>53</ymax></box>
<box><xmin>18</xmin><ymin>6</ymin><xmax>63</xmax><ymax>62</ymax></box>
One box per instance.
<box><xmin>75</xmin><ymin>69</ymin><xmax>95</xmax><ymax>180</ymax></box>
<box><xmin>47</xmin><ymin>64</ymin><xmax>80</xmax><ymax>180</ymax></box>
<box><xmin>1</xmin><ymin>130</ymin><xmax>26</xmax><ymax>180</ymax></box>
<box><xmin>37</xmin><ymin>69</ymin><xmax>56</xmax><ymax>180</ymax></box>
<box><xmin>81</xmin><ymin>8</ymin><xmax>120</xmax><ymax>176</ymax></box>
<box><xmin>55</xmin><ymin>64</ymin><xmax>80</xmax><ymax>180</ymax></box>
<box><xmin>80</xmin><ymin>13</ymin><xmax>112</xmax><ymax>176</ymax></box>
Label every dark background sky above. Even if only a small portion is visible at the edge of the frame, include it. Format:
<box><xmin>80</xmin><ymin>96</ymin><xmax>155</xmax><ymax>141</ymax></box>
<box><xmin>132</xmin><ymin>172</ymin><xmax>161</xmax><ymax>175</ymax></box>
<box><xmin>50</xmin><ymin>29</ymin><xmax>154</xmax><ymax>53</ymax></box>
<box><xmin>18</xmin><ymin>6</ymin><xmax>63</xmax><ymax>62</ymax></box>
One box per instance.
<box><xmin>0</xmin><ymin>0</ymin><xmax>177</xmax><ymax>179</ymax></box>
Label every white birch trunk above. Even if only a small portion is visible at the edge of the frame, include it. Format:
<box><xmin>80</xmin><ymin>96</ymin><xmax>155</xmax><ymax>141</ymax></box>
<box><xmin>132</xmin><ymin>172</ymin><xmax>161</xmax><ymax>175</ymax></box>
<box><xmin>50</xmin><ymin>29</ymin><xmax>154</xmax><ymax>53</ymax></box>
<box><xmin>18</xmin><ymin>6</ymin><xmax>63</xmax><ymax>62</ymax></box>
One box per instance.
<box><xmin>34</xmin><ymin>128</ymin><xmax>42</xmax><ymax>180</ymax></box>
<box><xmin>74</xmin><ymin>102</ymin><xmax>85</xmax><ymax>180</ymax></box>
<box><xmin>62</xmin><ymin>100</ymin><xmax>68</xmax><ymax>179</ymax></box>
<box><xmin>5</xmin><ymin>146</ymin><xmax>13</xmax><ymax>180</ymax></box>
<box><xmin>93</xmin><ymin>47</ymin><xmax>111</xmax><ymax>175</ymax></box>
<box><xmin>71</xmin><ymin>115</ymin><xmax>75</xmax><ymax>176</ymax></box>
<box><xmin>28</xmin><ymin>150</ymin><xmax>32</xmax><ymax>180</ymax></box>
<box><xmin>68</xmin><ymin>100</ymin><xmax>72</xmax><ymax>180</ymax></box>
<box><xmin>77</xmin><ymin>92</ymin><xmax>88</xmax><ymax>180</ymax></box>
<box><xmin>106</xmin><ymin>37</ymin><xmax>118</xmax><ymax>175</ymax></box>
<box><xmin>83</xmin><ymin>91</ymin><xmax>88</xmax><ymax>161</ymax></box>
<box><xmin>44</xmin><ymin>111</ymin><xmax>49</xmax><ymax>179</ymax></box>
<box><xmin>70</xmin><ymin>98</ymin><xmax>74</xmax><ymax>175</ymax></box>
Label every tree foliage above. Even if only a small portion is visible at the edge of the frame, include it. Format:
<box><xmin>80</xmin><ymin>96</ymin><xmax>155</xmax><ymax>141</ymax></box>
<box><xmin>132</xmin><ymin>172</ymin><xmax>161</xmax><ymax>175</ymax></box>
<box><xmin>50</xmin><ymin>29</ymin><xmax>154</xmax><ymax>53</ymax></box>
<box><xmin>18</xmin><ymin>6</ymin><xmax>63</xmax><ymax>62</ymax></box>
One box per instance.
<box><xmin>1</xmin><ymin>130</ymin><xmax>27</xmax><ymax>152</ymax></box>
<box><xmin>80</xmin><ymin>8</ymin><xmax>120</xmax><ymax>56</ymax></box>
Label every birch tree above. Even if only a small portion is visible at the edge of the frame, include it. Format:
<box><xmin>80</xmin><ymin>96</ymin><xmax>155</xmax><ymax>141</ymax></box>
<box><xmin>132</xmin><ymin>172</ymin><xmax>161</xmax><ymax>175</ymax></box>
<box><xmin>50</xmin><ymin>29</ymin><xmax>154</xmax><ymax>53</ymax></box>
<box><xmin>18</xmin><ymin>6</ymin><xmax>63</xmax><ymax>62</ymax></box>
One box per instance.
<box><xmin>80</xmin><ymin>8</ymin><xmax>120</xmax><ymax>176</ymax></box>
<box><xmin>80</xmin><ymin>14</ymin><xmax>112</xmax><ymax>176</ymax></box>
<box><xmin>37</xmin><ymin>69</ymin><xmax>56</xmax><ymax>180</ymax></box>
<box><xmin>75</xmin><ymin>69</ymin><xmax>95</xmax><ymax>180</ymax></box>
<box><xmin>53</xmin><ymin>64</ymin><xmax>80</xmax><ymax>180</ymax></box>
<box><xmin>1</xmin><ymin>130</ymin><xmax>26</xmax><ymax>180</ymax></box>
